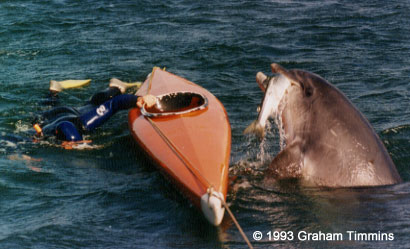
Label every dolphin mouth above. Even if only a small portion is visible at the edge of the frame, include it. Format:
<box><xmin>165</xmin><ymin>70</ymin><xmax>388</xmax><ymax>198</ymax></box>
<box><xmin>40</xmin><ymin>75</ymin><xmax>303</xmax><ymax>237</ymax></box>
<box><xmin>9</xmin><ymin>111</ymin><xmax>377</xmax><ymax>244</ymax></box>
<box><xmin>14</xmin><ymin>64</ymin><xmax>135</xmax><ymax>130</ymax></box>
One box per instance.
<box><xmin>256</xmin><ymin>72</ymin><xmax>280</xmax><ymax>93</ymax></box>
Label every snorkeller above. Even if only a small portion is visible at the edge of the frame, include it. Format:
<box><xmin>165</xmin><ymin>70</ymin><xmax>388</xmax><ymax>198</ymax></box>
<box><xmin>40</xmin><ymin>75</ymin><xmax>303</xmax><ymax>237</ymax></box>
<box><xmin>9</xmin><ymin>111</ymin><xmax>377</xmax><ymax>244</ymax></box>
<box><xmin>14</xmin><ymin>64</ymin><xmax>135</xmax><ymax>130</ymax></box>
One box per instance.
<box><xmin>32</xmin><ymin>78</ymin><xmax>156</xmax><ymax>147</ymax></box>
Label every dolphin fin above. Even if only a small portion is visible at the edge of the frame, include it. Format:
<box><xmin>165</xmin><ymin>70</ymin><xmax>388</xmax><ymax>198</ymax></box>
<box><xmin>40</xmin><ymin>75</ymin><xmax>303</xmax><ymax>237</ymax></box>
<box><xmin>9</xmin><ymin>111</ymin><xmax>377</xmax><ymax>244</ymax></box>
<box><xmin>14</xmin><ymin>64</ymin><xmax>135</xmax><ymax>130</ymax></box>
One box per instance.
<box><xmin>243</xmin><ymin>120</ymin><xmax>265</xmax><ymax>138</ymax></box>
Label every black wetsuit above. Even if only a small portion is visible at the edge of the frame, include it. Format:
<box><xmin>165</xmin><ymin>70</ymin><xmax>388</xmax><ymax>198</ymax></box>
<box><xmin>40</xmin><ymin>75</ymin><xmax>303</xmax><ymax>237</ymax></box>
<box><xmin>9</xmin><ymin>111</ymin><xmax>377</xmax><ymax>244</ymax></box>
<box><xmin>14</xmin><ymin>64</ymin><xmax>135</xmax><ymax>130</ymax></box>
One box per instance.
<box><xmin>33</xmin><ymin>87</ymin><xmax>140</xmax><ymax>141</ymax></box>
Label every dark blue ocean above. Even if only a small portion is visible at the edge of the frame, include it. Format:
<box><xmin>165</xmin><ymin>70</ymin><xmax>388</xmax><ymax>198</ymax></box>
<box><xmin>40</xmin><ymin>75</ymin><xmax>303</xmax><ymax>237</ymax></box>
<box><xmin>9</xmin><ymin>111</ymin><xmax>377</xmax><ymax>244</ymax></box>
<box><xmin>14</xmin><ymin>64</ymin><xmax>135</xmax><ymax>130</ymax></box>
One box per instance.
<box><xmin>1</xmin><ymin>1</ymin><xmax>409</xmax><ymax>248</ymax></box>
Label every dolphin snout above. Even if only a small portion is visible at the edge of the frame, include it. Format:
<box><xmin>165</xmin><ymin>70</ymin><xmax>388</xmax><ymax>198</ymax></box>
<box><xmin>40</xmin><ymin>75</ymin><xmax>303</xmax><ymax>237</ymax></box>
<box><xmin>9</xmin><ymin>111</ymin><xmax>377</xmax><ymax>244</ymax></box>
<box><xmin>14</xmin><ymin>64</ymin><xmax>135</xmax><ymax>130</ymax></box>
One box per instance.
<box><xmin>256</xmin><ymin>72</ymin><xmax>268</xmax><ymax>92</ymax></box>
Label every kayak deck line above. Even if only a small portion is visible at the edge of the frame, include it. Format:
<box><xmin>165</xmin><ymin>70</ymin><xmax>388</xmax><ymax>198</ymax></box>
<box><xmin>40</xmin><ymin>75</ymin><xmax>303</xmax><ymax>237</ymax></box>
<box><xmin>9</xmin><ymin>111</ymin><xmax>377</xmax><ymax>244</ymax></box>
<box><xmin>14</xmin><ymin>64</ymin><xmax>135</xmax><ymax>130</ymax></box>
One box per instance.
<box><xmin>146</xmin><ymin>115</ymin><xmax>225</xmax><ymax>225</ymax></box>
<box><xmin>130</xmin><ymin>67</ymin><xmax>231</xmax><ymax>217</ymax></box>
<box><xmin>144</xmin><ymin>68</ymin><xmax>225</xmax><ymax>225</ymax></box>
<box><xmin>145</xmin><ymin>108</ymin><xmax>252</xmax><ymax>248</ymax></box>
<box><xmin>129</xmin><ymin>67</ymin><xmax>253</xmax><ymax>247</ymax></box>
<box><xmin>145</xmin><ymin>116</ymin><xmax>211</xmax><ymax>188</ymax></box>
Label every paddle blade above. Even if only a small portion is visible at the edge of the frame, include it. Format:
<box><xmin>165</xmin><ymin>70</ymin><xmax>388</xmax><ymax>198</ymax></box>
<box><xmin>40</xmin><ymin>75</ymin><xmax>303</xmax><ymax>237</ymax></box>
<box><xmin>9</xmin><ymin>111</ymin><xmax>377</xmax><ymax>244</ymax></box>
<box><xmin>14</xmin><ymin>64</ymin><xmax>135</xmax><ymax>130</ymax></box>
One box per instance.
<box><xmin>126</xmin><ymin>82</ymin><xmax>142</xmax><ymax>89</ymax></box>
<box><xmin>58</xmin><ymin>79</ymin><xmax>91</xmax><ymax>89</ymax></box>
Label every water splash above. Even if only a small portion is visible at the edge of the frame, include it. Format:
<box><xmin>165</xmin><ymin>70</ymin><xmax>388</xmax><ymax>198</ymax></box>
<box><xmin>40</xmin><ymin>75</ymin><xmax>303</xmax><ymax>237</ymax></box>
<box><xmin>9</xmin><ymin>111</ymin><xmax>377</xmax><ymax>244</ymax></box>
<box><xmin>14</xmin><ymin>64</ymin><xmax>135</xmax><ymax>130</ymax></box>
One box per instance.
<box><xmin>14</xmin><ymin>120</ymin><xmax>30</xmax><ymax>133</ymax></box>
<box><xmin>0</xmin><ymin>140</ymin><xmax>17</xmax><ymax>149</ymax></box>
<box><xmin>275</xmin><ymin>93</ymin><xmax>288</xmax><ymax>151</ymax></box>
<box><xmin>68</xmin><ymin>142</ymin><xmax>104</xmax><ymax>150</ymax></box>
<box><xmin>255</xmin><ymin>121</ymin><xmax>275</xmax><ymax>164</ymax></box>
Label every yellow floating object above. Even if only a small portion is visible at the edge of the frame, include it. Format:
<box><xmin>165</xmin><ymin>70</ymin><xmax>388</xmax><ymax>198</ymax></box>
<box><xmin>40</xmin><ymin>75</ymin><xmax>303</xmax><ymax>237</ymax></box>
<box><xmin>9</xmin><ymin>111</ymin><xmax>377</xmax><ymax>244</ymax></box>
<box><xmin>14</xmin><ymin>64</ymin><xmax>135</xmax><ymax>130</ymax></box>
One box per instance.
<box><xmin>124</xmin><ymin>81</ymin><xmax>142</xmax><ymax>88</ymax></box>
<box><xmin>33</xmin><ymin>124</ymin><xmax>43</xmax><ymax>134</ymax></box>
<box><xmin>49</xmin><ymin>79</ymin><xmax>91</xmax><ymax>92</ymax></box>
<box><xmin>109</xmin><ymin>78</ymin><xmax>142</xmax><ymax>94</ymax></box>
<box><xmin>58</xmin><ymin>79</ymin><xmax>91</xmax><ymax>89</ymax></box>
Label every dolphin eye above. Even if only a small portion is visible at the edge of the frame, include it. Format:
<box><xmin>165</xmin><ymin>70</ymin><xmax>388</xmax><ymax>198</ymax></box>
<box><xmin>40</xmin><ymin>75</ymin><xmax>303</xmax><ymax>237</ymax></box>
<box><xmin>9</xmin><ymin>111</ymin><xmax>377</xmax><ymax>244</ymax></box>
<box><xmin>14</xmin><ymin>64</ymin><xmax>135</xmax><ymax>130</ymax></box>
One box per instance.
<box><xmin>305</xmin><ymin>87</ymin><xmax>313</xmax><ymax>97</ymax></box>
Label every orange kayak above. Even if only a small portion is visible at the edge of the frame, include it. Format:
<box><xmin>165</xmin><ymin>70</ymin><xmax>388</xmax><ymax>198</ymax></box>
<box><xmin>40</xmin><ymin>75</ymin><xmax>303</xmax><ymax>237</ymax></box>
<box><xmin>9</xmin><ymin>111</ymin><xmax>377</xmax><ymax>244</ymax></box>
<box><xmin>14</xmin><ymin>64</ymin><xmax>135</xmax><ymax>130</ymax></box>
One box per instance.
<box><xmin>128</xmin><ymin>68</ymin><xmax>231</xmax><ymax>226</ymax></box>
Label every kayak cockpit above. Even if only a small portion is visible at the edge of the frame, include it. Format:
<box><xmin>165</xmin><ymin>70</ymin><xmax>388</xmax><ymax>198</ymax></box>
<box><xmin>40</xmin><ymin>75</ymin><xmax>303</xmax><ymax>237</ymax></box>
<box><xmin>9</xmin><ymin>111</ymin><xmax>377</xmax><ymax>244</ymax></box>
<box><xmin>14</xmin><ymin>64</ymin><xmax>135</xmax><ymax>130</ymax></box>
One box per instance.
<box><xmin>141</xmin><ymin>91</ymin><xmax>208</xmax><ymax>117</ymax></box>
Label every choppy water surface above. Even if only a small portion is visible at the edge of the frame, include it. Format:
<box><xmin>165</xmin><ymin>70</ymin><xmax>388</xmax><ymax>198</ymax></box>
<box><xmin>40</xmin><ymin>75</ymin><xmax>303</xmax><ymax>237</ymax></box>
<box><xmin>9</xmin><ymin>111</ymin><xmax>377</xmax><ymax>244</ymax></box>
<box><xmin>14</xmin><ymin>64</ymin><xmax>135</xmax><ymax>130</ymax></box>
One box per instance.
<box><xmin>0</xmin><ymin>1</ymin><xmax>409</xmax><ymax>248</ymax></box>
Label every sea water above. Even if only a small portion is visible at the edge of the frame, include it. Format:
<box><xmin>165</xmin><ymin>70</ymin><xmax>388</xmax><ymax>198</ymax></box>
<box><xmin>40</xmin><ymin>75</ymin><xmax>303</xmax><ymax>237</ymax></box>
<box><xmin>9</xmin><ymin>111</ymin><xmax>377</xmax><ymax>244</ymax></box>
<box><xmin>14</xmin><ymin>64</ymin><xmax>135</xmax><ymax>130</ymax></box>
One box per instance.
<box><xmin>0</xmin><ymin>1</ymin><xmax>409</xmax><ymax>248</ymax></box>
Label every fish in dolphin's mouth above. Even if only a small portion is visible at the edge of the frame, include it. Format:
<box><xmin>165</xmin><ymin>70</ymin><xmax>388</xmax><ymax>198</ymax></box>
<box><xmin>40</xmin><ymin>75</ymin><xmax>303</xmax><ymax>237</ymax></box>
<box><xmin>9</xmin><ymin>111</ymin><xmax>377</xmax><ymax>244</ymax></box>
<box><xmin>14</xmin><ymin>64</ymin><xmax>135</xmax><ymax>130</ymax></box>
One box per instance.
<box><xmin>244</xmin><ymin>72</ymin><xmax>291</xmax><ymax>138</ymax></box>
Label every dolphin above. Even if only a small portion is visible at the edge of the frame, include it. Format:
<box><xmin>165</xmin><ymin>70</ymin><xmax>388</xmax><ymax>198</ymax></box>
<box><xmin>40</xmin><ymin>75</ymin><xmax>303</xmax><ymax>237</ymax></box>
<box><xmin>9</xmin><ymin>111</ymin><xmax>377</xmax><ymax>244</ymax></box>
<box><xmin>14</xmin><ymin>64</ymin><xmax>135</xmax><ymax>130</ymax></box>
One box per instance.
<box><xmin>244</xmin><ymin>63</ymin><xmax>402</xmax><ymax>187</ymax></box>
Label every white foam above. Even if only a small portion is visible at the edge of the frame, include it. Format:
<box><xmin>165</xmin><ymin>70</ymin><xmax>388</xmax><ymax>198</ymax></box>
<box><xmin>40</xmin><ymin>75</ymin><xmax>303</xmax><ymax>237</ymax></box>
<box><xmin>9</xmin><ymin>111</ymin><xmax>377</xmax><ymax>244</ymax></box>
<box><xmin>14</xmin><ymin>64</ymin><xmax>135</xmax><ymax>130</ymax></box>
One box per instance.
<box><xmin>0</xmin><ymin>140</ymin><xmax>17</xmax><ymax>148</ymax></box>
<box><xmin>14</xmin><ymin>120</ymin><xmax>30</xmax><ymax>133</ymax></box>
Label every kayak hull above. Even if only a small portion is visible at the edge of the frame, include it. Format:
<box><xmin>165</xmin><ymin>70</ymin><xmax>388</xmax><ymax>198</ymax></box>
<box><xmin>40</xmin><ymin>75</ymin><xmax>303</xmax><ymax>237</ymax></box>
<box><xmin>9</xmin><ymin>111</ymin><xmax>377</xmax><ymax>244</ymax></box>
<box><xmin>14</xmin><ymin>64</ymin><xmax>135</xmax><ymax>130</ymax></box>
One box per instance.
<box><xmin>128</xmin><ymin>68</ymin><xmax>231</xmax><ymax>225</ymax></box>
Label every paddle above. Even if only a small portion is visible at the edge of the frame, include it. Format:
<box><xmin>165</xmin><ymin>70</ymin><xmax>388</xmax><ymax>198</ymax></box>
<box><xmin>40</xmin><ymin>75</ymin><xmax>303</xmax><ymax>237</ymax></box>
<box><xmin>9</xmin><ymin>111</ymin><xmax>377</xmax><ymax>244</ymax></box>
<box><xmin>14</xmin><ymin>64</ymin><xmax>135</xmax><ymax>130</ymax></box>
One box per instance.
<box><xmin>49</xmin><ymin>79</ymin><xmax>91</xmax><ymax>92</ymax></box>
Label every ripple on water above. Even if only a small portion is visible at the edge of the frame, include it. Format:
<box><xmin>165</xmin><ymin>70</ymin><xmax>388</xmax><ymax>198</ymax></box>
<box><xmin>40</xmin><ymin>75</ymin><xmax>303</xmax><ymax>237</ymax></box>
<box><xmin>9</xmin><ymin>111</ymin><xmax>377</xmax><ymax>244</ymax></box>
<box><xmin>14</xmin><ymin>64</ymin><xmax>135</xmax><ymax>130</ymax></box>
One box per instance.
<box><xmin>0</xmin><ymin>0</ymin><xmax>409</xmax><ymax>248</ymax></box>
